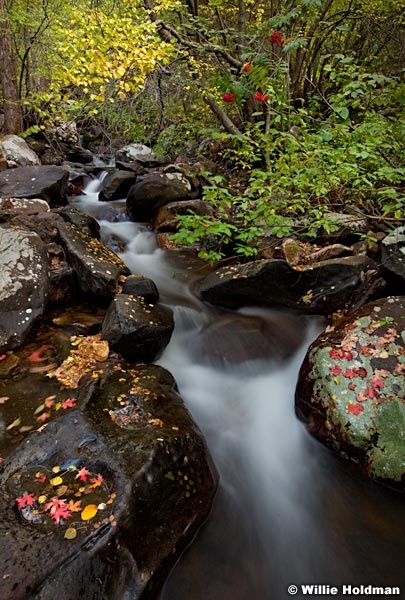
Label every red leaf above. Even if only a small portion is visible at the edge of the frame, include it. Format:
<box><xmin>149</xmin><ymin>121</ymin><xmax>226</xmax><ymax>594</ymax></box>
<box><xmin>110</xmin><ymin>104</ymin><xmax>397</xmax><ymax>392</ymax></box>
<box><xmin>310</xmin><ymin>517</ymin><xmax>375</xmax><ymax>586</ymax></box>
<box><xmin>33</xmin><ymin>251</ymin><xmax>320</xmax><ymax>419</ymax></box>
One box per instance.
<box><xmin>329</xmin><ymin>348</ymin><xmax>344</xmax><ymax>359</ymax></box>
<box><xmin>343</xmin><ymin>367</ymin><xmax>357</xmax><ymax>379</ymax></box>
<box><xmin>36</xmin><ymin>412</ymin><xmax>51</xmax><ymax>423</ymax></box>
<box><xmin>347</xmin><ymin>403</ymin><xmax>364</xmax><ymax>416</ymax></box>
<box><xmin>61</xmin><ymin>397</ymin><xmax>77</xmax><ymax>409</ymax></box>
<box><xmin>0</xmin><ymin>354</ymin><xmax>6</xmax><ymax>361</ymax></box>
<box><xmin>35</xmin><ymin>472</ymin><xmax>47</xmax><ymax>484</ymax></box>
<box><xmin>16</xmin><ymin>492</ymin><xmax>36</xmax><ymax>508</ymax></box>
<box><xmin>28</xmin><ymin>345</ymin><xmax>53</xmax><ymax>363</ymax></box>
<box><xmin>369</xmin><ymin>376</ymin><xmax>384</xmax><ymax>390</ymax></box>
<box><xmin>75</xmin><ymin>467</ymin><xmax>91</xmax><ymax>482</ymax></box>
<box><xmin>90</xmin><ymin>474</ymin><xmax>104</xmax><ymax>488</ymax></box>
<box><xmin>44</xmin><ymin>498</ymin><xmax>71</xmax><ymax>524</ymax></box>
<box><xmin>330</xmin><ymin>364</ymin><xmax>342</xmax><ymax>376</ymax></box>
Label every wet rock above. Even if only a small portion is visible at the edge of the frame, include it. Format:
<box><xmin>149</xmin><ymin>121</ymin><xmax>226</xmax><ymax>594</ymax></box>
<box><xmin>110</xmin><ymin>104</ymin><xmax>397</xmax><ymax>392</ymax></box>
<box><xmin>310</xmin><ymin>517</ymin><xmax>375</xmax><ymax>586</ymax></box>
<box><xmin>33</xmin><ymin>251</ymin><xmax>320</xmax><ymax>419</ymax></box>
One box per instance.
<box><xmin>295</xmin><ymin>296</ymin><xmax>405</xmax><ymax>491</ymax></box>
<box><xmin>195</xmin><ymin>256</ymin><xmax>377</xmax><ymax>314</ymax></box>
<box><xmin>56</xmin><ymin>206</ymin><xmax>100</xmax><ymax>239</ymax></box>
<box><xmin>66</xmin><ymin>145</ymin><xmax>94</xmax><ymax>164</ymax></box>
<box><xmin>127</xmin><ymin>172</ymin><xmax>192</xmax><ymax>222</ymax></box>
<box><xmin>0</xmin><ymin>166</ymin><xmax>69</xmax><ymax>206</ymax></box>
<box><xmin>10</xmin><ymin>212</ymin><xmax>65</xmax><ymax>245</ymax></box>
<box><xmin>0</xmin><ymin>197</ymin><xmax>50</xmax><ymax>219</ymax></box>
<box><xmin>122</xmin><ymin>275</ymin><xmax>160</xmax><ymax>304</ymax></box>
<box><xmin>101</xmin><ymin>294</ymin><xmax>174</xmax><ymax>362</ymax></box>
<box><xmin>57</xmin><ymin>221</ymin><xmax>130</xmax><ymax>298</ymax></box>
<box><xmin>0</xmin><ymin>362</ymin><xmax>217</xmax><ymax>599</ymax></box>
<box><xmin>0</xmin><ymin>135</ymin><xmax>41</xmax><ymax>166</ymax></box>
<box><xmin>153</xmin><ymin>199</ymin><xmax>214</xmax><ymax>231</ymax></box>
<box><xmin>0</xmin><ymin>226</ymin><xmax>49</xmax><ymax>352</ymax></box>
<box><xmin>381</xmin><ymin>226</ymin><xmax>405</xmax><ymax>292</ymax></box>
<box><xmin>98</xmin><ymin>169</ymin><xmax>138</xmax><ymax>202</ymax></box>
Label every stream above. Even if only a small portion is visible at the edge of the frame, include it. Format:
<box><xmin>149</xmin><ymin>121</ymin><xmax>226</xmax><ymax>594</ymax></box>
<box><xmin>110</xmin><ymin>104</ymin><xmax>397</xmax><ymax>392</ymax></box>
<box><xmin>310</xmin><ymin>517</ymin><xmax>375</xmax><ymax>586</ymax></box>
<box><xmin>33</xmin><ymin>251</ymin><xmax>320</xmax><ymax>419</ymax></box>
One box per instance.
<box><xmin>70</xmin><ymin>178</ymin><xmax>405</xmax><ymax>600</ymax></box>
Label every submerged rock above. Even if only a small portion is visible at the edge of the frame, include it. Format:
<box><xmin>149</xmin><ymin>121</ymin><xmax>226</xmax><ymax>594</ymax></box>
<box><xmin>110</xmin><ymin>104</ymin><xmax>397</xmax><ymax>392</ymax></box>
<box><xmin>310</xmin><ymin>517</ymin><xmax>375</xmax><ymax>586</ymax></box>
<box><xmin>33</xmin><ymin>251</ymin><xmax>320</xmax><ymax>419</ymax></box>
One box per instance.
<box><xmin>295</xmin><ymin>296</ymin><xmax>405</xmax><ymax>490</ymax></box>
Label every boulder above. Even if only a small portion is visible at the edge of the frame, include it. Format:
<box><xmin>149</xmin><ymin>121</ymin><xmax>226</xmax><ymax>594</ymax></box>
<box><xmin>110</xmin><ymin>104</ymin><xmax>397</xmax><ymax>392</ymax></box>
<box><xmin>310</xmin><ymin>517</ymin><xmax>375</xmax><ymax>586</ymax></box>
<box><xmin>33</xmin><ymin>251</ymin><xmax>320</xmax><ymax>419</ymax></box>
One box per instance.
<box><xmin>381</xmin><ymin>226</ymin><xmax>405</xmax><ymax>293</ymax></box>
<box><xmin>153</xmin><ymin>199</ymin><xmax>214</xmax><ymax>231</ymax></box>
<box><xmin>0</xmin><ymin>135</ymin><xmax>41</xmax><ymax>166</ymax></box>
<box><xmin>115</xmin><ymin>143</ymin><xmax>165</xmax><ymax>166</ymax></box>
<box><xmin>0</xmin><ymin>361</ymin><xmax>217</xmax><ymax>599</ymax></box>
<box><xmin>101</xmin><ymin>294</ymin><xmax>174</xmax><ymax>362</ymax></box>
<box><xmin>195</xmin><ymin>256</ymin><xmax>377</xmax><ymax>314</ymax></box>
<box><xmin>122</xmin><ymin>275</ymin><xmax>160</xmax><ymax>304</ymax></box>
<box><xmin>0</xmin><ymin>165</ymin><xmax>69</xmax><ymax>206</ymax></box>
<box><xmin>66</xmin><ymin>145</ymin><xmax>94</xmax><ymax>164</ymax></box>
<box><xmin>0</xmin><ymin>226</ymin><xmax>49</xmax><ymax>352</ymax></box>
<box><xmin>295</xmin><ymin>296</ymin><xmax>405</xmax><ymax>490</ymax></box>
<box><xmin>127</xmin><ymin>172</ymin><xmax>192</xmax><ymax>222</ymax></box>
<box><xmin>56</xmin><ymin>206</ymin><xmax>100</xmax><ymax>239</ymax></box>
<box><xmin>0</xmin><ymin>197</ymin><xmax>50</xmax><ymax>219</ymax></box>
<box><xmin>98</xmin><ymin>170</ymin><xmax>138</xmax><ymax>202</ymax></box>
<box><xmin>57</xmin><ymin>221</ymin><xmax>130</xmax><ymax>298</ymax></box>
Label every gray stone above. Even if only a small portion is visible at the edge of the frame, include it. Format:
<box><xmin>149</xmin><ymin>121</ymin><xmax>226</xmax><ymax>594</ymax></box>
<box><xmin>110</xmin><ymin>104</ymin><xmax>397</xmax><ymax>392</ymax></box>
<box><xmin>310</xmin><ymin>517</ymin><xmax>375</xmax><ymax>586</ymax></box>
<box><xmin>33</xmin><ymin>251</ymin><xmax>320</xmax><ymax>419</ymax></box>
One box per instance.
<box><xmin>0</xmin><ymin>226</ymin><xmax>49</xmax><ymax>351</ymax></box>
<box><xmin>0</xmin><ymin>135</ymin><xmax>41</xmax><ymax>166</ymax></box>
<box><xmin>98</xmin><ymin>169</ymin><xmax>138</xmax><ymax>202</ymax></box>
<box><xmin>115</xmin><ymin>143</ymin><xmax>165</xmax><ymax>165</ymax></box>
<box><xmin>0</xmin><ymin>165</ymin><xmax>69</xmax><ymax>206</ymax></box>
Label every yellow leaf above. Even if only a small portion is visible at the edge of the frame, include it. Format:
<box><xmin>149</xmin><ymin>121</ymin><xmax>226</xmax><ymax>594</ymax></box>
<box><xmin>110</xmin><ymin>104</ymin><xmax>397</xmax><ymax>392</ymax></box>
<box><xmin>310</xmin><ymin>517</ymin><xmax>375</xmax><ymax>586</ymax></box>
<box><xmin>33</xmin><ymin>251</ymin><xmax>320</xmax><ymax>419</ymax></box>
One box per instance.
<box><xmin>81</xmin><ymin>504</ymin><xmax>98</xmax><ymax>521</ymax></box>
<box><xmin>6</xmin><ymin>417</ymin><xmax>21</xmax><ymax>431</ymax></box>
<box><xmin>64</xmin><ymin>527</ymin><xmax>77</xmax><ymax>539</ymax></box>
<box><xmin>38</xmin><ymin>495</ymin><xmax>47</xmax><ymax>504</ymax></box>
<box><xmin>52</xmin><ymin>466</ymin><xmax>61</xmax><ymax>473</ymax></box>
<box><xmin>50</xmin><ymin>476</ymin><xmax>63</xmax><ymax>486</ymax></box>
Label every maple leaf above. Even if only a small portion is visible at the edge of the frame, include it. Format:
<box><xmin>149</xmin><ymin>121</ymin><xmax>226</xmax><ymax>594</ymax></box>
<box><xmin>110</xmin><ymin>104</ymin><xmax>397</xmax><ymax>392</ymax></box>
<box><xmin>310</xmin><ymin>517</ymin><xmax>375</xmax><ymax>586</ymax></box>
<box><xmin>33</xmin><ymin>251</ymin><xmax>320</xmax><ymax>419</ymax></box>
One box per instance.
<box><xmin>329</xmin><ymin>348</ymin><xmax>344</xmax><ymax>359</ymax></box>
<box><xmin>61</xmin><ymin>398</ymin><xmax>77</xmax><ymax>409</ymax></box>
<box><xmin>75</xmin><ymin>467</ymin><xmax>91</xmax><ymax>482</ymax></box>
<box><xmin>68</xmin><ymin>500</ymin><xmax>82</xmax><ymax>512</ymax></box>
<box><xmin>329</xmin><ymin>365</ymin><xmax>342</xmax><ymax>376</ymax></box>
<box><xmin>356</xmin><ymin>367</ymin><xmax>368</xmax><ymax>379</ymax></box>
<box><xmin>346</xmin><ymin>403</ymin><xmax>364</xmax><ymax>416</ymax></box>
<box><xmin>16</xmin><ymin>492</ymin><xmax>36</xmax><ymax>508</ymax></box>
<box><xmin>28</xmin><ymin>345</ymin><xmax>53</xmax><ymax>362</ymax></box>
<box><xmin>90</xmin><ymin>474</ymin><xmax>104</xmax><ymax>488</ymax></box>
<box><xmin>35</xmin><ymin>472</ymin><xmax>47</xmax><ymax>484</ymax></box>
<box><xmin>44</xmin><ymin>498</ymin><xmax>71</xmax><ymax>524</ymax></box>
<box><xmin>369</xmin><ymin>376</ymin><xmax>384</xmax><ymax>390</ymax></box>
<box><xmin>374</xmin><ymin>369</ymin><xmax>390</xmax><ymax>379</ymax></box>
<box><xmin>343</xmin><ymin>367</ymin><xmax>357</xmax><ymax>379</ymax></box>
<box><xmin>365</xmin><ymin>387</ymin><xmax>376</xmax><ymax>399</ymax></box>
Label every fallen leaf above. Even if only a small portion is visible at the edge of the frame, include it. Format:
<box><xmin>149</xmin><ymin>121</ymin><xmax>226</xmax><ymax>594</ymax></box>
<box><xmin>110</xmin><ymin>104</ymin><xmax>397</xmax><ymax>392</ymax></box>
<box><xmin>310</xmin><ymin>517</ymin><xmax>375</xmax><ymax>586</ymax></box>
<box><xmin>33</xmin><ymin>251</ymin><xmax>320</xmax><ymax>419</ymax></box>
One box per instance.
<box><xmin>50</xmin><ymin>476</ymin><xmax>63</xmax><ymax>486</ymax></box>
<box><xmin>16</xmin><ymin>492</ymin><xmax>36</xmax><ymax>508</ymax></box>
<box><xmin>28</xmin><ymin>345</ymin><xmax>53</xmax><ymax>363</ymax></box>
<box><xmin>81</xmin><ymin>504</ymin><xmax>98</xmax><ymax>521</ymax></box>
<box><xmin>0</xmin><ymin>396</ymin><xmax>9</xmax><ymax>404</ymax></box>
<box><xmin>64</xmin><ymin>527</ymin><xmax>77</xmax><ymax>539</ymax></box>
<box><xmin>6</xmin><ymin>417</ymin><xmax>21</xmax><ymax>431</ymax></box>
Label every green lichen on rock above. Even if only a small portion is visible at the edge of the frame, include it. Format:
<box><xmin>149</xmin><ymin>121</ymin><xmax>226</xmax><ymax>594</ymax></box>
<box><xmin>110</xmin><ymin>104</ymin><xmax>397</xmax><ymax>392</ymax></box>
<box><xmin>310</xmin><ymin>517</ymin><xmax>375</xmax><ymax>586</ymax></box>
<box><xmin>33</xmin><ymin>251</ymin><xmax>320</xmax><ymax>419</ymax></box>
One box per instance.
<box><xmin>296</xmin><ymin>296</ymin><xmax>405</xmax><ymax>489</ymax></box>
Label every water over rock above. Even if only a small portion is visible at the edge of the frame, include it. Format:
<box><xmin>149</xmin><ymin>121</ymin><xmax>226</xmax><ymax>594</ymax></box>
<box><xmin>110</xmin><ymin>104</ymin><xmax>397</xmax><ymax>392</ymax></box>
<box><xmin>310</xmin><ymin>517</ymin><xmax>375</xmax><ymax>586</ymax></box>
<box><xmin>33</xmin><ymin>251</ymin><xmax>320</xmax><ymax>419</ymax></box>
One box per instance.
<box><xmin>0</xmin><ymin>225</ymin><xmax>49</xmax><ymax>352</ymax></box>
<box><xmin>295</xmin><ymin>296</ymin><xmax>405</xmax><ymax>490</ymax></box>
<box><xmin>195</xmin><ymin>255</ymin><xmax>377</xmax><ymax>314</ymax></box>
<box><xmin>0</xmin><ymin>166</ymin><xmax>69</xmax><ymax>206</ymax></box>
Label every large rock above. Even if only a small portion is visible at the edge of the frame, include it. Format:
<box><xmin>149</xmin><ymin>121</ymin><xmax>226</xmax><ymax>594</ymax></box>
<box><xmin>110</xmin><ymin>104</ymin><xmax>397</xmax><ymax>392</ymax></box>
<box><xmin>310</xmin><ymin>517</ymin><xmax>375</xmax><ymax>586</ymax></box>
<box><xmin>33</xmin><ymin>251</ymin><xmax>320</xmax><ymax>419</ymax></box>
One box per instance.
<box><xmin>0</xmin><ymin>226</ymin><xmax>49</xmax><ymax>352</ymax></box>
<box><xmin>153</xmin><ymin>199</ymin><xmax>214</xmax><ymax>231</ymax></box>
<box><xmin>381</xmin><ymin>226</ymin><xmax>405</xmax><ymax>293</ymax></box>
<box><xmin>0</xmin><ymin>361</ymin><xmax>217</xmax><ymax>599</ymax></box>
<box><xmin>101</xmin><ymin>294</ymin><xmax>174</xmax><ymax>362</ymax></box>
<box><xmin>98</xmin><ymin>169</ymin><xmax>138</xmax><ymax>202</ymax></box>
<box><xmin>57</xmin><ymin>221</ymin><xmax>130</xmax><ymax>298</ymax></box>
<box><xmin>195</xmin><ymin>256</ymin><xmax>377</xmax><ymax>314</ymax></box>
<box><xmin>0</xmin><ymin>197</ymin><xmax>50</xmax><ymax>219</ymax></box>
<box><xmin>0</xmin><ymin>135</ymin><xmax>41</xmax><ymax>166</ymax></box>
<box><xmin>295</xmin><ymin>296</ymin><xmax>405</xmax><ymax>490</ymax></box>
<box><xmin>127</xmin><ymin>172</ymin><xmax>192</xmax><ymax>222</ymax></box>
<box><xmin>115</xmin><ymin>143</ymin><xmax>165</xmax><ymax>166</ymax></box>
<box><xmin>0</xmin><ymin>166</ymin><xmax>69</xmax><ymax>206</ymax></box>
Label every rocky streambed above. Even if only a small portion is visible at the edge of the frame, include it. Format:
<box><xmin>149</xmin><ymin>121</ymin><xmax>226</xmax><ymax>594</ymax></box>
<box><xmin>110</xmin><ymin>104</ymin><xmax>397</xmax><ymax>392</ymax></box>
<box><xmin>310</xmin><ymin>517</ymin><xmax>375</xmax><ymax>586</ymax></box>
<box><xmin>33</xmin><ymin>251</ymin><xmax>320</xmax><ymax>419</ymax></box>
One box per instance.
<box><xmin>0</xmin><ymin>136</ymin><xmax>404</xmax><ymax>598</ymax></box>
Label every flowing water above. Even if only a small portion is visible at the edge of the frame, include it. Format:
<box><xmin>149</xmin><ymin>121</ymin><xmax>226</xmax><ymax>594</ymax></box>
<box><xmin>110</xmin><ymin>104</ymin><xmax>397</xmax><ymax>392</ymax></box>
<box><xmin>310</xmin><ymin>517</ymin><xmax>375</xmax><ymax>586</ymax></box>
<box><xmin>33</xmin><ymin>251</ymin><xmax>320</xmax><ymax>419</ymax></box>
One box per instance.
<box><xmin>70</xmin><ymin>178</ymin><xmax>405</xmax><ymax>600</ymax></box>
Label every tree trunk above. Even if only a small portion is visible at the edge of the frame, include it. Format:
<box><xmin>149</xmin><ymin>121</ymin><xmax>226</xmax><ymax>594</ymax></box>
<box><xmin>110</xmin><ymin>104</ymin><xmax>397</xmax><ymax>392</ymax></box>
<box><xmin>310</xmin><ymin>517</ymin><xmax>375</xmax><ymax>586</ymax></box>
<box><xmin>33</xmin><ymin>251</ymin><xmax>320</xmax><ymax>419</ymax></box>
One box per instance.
<box><xmin>0</xmin><ymin>0</ymin><xmax>24</xmax><ymax>134</ymax></box>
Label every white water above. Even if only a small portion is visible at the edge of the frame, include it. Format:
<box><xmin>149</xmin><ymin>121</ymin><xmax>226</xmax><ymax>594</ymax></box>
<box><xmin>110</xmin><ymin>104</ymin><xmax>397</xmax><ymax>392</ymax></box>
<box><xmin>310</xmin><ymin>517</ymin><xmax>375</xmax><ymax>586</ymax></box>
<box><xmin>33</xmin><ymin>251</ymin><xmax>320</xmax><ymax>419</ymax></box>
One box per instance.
<box><xmin>72</xmin><ymin>178</ymin><xmax>405</xmax><ymax>600</ymax></box>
